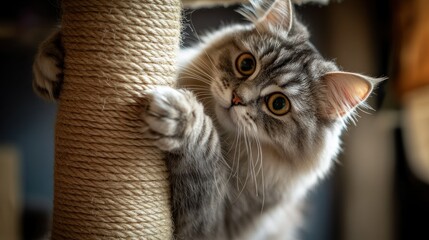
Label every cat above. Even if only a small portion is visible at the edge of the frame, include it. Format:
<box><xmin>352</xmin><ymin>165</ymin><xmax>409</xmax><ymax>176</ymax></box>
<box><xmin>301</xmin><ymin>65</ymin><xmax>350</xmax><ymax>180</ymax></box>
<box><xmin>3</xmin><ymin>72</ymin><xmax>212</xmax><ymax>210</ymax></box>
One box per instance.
<box><xmin>33</xmin><ymin>0</ymin><xmax>382</xmax><ymax>239</ymax></box>
<box><xmin>183</xmin><ymin>0</ymin><xmax>329</xmax><ymax>8</ymax></box>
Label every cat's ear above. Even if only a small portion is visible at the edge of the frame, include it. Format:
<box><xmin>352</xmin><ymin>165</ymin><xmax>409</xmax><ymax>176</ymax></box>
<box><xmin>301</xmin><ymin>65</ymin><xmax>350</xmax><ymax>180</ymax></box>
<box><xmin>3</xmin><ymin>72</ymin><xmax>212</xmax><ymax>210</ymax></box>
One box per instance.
<box><xmin>257</xmin><ymin>0</ymin><xmax>293</xmax><ymax>33</ymax></box>
<box><xmin>319</xmin><ymin>71</ymin><xmax>381</xmax><ymax>119</ymax></box>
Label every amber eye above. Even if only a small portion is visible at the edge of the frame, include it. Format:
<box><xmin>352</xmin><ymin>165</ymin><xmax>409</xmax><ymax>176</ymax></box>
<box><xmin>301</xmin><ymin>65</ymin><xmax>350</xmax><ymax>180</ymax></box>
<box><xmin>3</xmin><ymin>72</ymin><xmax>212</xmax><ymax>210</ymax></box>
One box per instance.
<box><xmin>236</xmin><ymin>53</ymin><xmax>256</xmax><ymax>76</ymax></box>
<box><xmin>265</xmin><ymin>92</ymin><xmax>291</xmax><ymax>116</ymax></box>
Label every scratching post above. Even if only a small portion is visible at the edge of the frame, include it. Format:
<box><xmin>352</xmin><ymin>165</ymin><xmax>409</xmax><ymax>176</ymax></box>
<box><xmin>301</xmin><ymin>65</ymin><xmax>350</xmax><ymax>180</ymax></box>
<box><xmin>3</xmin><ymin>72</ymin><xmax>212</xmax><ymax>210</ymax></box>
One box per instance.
<box><xmin>53</xmin><ymin>0</ymin><xmax>180</xmax><ymax>238</ymax></box>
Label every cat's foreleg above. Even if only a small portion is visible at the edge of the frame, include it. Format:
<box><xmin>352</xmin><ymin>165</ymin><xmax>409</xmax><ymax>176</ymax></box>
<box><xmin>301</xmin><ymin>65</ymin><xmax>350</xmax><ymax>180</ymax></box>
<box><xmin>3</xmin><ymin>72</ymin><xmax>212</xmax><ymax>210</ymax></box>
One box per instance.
<box><xmin>32</xmin><ymin>29</ymin><xmax>64</xmax><ymax>100</ymax></box>
<box><xmin>141</xmin><ymin>86</ymin><xmax>227</xmax><ymax>239</ymax></box>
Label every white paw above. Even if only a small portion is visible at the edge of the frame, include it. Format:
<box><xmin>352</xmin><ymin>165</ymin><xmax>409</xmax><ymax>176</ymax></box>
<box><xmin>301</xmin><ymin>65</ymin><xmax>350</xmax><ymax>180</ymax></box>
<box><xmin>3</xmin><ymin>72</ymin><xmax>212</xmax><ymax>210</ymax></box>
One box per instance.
<box><xmin>141</xmin><ymin>86</ymin><xmax>202</xmax><ymax>151</ymax></box>
<box><xmin>32</xmin><ymin>30</ymin><xmax>64</xmax><ymax>100</ymax></box>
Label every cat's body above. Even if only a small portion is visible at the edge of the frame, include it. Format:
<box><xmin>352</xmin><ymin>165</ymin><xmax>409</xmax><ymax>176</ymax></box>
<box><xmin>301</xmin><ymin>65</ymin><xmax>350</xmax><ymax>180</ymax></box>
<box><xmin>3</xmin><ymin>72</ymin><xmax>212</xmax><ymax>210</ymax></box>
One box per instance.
<box><xmin>33</xmin><ymin>0</ymin><xmax>381</xmax><ymax>239</ymax></box>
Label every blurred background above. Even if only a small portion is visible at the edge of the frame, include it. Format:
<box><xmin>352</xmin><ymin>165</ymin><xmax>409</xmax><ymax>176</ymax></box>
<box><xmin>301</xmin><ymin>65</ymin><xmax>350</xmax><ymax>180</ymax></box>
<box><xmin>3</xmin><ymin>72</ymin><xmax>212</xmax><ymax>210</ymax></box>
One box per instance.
<box><xmin>1</xmin><ymin>0</ymin><xmax>428</xmax><ymax>239</ymax></box>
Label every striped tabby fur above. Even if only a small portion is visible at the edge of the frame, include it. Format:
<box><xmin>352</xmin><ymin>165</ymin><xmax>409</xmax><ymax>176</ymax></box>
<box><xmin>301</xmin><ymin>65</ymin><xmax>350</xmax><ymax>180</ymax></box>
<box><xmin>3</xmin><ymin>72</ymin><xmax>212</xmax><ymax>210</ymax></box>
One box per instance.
<box><xmin>33</xmin><ymin>0</ymin><xmax>381</xmax><ymax>239</ymax></box>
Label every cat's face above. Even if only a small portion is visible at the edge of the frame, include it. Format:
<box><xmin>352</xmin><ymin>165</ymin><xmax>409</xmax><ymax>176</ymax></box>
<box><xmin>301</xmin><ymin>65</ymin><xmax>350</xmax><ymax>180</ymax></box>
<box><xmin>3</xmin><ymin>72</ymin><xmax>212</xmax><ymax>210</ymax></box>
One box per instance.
<box><xmin>207</xmin><ymin>26</ymin><xmax>330</xmax><ymax>157</ymax></box>
<box><xmin>182</xmin><ymin>0</ymin><xmax>377</xmax><ymax>161</ymax></box>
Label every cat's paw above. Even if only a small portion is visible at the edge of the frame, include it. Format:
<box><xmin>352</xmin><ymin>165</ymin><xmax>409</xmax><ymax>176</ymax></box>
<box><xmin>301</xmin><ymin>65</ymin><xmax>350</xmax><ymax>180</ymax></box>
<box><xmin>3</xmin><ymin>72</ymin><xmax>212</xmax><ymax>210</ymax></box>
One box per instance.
<box><xmin>141</xmin><ymin>86</ymin><xmax>203</xmax><ymax>152</ymax></box>
<box><xmin>32</xmin><ymin>30</ymin><xmax>64</xmax><ymax>101</ymax></box>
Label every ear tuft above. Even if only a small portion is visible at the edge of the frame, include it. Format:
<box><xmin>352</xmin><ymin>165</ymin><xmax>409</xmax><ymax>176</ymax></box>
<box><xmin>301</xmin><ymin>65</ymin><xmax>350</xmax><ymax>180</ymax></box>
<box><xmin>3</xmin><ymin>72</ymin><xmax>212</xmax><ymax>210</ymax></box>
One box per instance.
<box><xmin>238</xmin><ymin>0</ymin><xmax>294</xmax><ymax>33</ymax></box>
<box><xmin>259</xmin><ymin>0</ymin><xmax>293</xmax><ymax>32</ymax></box>
<box><xmin>320</xmin><ymin>71</ymin><xmax>383</xmax><ymax>120</ymax></box>
<box><xmin>260</xmin><ymin>0</ymin><xmax>293</xmax><ymax>32</ymax></box>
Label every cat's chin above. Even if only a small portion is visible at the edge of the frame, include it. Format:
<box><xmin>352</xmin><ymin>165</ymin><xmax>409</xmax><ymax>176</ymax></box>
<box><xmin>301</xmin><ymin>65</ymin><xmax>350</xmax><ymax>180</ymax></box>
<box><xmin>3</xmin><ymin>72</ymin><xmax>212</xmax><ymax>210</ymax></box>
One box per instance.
<box><xmin>214</xmin><ymin>104</ymin><xmax>239</xmax><ymax>132</ymax></box>
<box><xmin>214</xmin><ymin>104</ymin><xmax>252</xmax><ymax>134</ymax></box>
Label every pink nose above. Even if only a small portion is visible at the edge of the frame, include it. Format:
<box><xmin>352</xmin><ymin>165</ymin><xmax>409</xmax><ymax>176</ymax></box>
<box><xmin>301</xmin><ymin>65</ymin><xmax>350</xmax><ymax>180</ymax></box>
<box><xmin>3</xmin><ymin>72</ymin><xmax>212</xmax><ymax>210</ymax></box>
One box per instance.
<box><xmin>231</xmin><ymin>91</ymin><xmax>243</xmax><ymax>106</ymax></box>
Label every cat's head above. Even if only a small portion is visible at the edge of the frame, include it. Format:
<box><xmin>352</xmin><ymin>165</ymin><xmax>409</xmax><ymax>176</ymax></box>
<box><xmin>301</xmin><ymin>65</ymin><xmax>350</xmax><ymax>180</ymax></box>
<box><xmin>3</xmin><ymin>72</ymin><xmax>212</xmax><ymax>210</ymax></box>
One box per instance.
<box><xmin>183</xmin><ymin>0</ymin><xmax>381</xmax><ymax>168</ymax></box>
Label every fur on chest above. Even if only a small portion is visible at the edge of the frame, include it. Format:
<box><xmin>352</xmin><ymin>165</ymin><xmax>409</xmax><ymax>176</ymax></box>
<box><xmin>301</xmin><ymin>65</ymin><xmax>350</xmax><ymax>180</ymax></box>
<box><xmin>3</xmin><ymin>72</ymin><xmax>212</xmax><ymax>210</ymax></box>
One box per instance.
<box><xmin>231</xmin><ymin>199</ymin><xmax>304</xmax><ymax>240</ymax></box>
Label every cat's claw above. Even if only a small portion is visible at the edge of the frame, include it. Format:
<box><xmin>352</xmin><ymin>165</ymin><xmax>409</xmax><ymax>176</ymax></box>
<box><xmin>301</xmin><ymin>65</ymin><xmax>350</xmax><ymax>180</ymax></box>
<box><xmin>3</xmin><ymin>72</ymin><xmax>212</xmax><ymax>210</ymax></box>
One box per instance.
<box><xmin>141</xmin><ymin>86</ymin><xmax>203</xmax><ymax>152</ymax></box>
<box><xmin>32</xmin><ymin>30</ymin><xmax>64</xmax><ymax>101</ymax></box>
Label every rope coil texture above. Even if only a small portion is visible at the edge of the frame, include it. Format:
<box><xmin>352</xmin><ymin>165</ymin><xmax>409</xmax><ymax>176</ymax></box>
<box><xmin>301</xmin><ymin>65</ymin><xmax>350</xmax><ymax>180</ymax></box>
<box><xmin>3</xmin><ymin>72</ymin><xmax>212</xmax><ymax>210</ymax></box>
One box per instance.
<box><xmin>53</xmin><ymin>0</ymin><xmax>180</xmax><ymax>238</ymax></box>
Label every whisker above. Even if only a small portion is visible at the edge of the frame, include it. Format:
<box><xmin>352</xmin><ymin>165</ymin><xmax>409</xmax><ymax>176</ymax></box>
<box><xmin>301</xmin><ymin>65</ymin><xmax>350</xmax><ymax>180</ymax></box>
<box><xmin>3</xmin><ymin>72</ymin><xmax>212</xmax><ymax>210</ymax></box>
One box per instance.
<box><xmin>236</xmin><ymin>125</ymin><xmax>250</xmax><ymax>200</ymax></box>
<box><xmin>252</xmin><ymin>126</ymin><xmax>263</xmax><ymax>177</ymax></box>
<box><xmin>178</xmin><ymin>73</ymin><xmax>213</xmax><ymax>85</ymax></box>
<box><xmin>188</xmin><ymin>22</ymin><xmax>218</xmax><ymax>75</ymax></box>
<box><xmin>243</xmin><ymin>120</ymin><xmax>256</xmax><ymax>194</ymax></box>
<box><xmin>179</xmin><ymin>72</ymin><xmax>212</xmax><ymax>81</ymax></box>
<box><xmin>181</xmin><ymin>65</ymin><xmax>214</xmax><ymax>80</ymax></box>
<box><xmin>252</xmin><ymin>126</ymin><xmax>265</xmax><ymax>214</ymax></box>
<box><xmin>181</xmin><ymin>54</ymin><xmax>219</xmax><ymax>81</ymax></box>
<box><xmin>180</xmin><ymin>84</ymin><xmax>210</xmax><ymax>91</ymax></box>
<box><xmin>180</xmin><ymin>64</ymin><xmax>214</xmax><ymax>79</ymax></box>
<box><xmin>235</xmin><ymin>125</ymin><xmax>243</xmax><ymax>188</ymax></box>
<box><xmin>227</xmin><ymin>124</ymin><xmax>240</xmax><ymax>183</ymax></box>
<box><xmin>245</xmin><ymin>125</ymin><xmax>258</xmax><ymax>197</ymax></box>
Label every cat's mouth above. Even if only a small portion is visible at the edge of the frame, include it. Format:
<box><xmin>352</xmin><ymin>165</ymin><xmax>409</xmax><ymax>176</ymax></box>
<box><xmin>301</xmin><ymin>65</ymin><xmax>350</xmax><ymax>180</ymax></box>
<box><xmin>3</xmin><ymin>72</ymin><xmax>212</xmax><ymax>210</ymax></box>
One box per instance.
<box><xmin>211</xmin><ymin>88</ymin><xmax>246</xmax><ymax>129</ymax></box>
<box><xmin>215</xmin><ymin>103</ymin><xmax>245</xmax><ymax>129</ymax></box>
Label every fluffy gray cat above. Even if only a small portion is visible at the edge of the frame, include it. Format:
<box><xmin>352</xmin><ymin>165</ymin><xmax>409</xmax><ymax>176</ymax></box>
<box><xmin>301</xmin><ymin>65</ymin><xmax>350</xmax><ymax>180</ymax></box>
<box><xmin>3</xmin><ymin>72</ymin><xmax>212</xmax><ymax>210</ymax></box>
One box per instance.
<box><xmin>33</xmin><ymin>0</ymin><xmax>381</xmax><ymax>239</ymax></box>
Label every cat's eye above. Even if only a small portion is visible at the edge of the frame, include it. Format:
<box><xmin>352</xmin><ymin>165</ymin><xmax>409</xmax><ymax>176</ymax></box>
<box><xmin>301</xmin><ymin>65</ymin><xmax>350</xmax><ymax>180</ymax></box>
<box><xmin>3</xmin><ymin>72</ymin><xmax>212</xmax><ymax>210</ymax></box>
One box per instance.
<box><xmin>236</xmin><ymin>53</ymin><xmax>256</xmax><ymax>76</ymax></box>
<box><xmin>265</xmin><ymin>92</ymin><xmax>291</xmax><ymax>116</ymax></box>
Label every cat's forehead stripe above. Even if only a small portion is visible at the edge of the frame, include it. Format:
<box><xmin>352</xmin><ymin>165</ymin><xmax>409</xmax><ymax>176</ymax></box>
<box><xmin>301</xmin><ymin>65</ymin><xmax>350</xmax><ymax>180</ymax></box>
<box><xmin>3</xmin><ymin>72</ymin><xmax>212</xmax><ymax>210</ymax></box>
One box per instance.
<box><xmin>218</xmin><ymin>49</ymin><xmax>235</xmax><ymax>76</ymax></box>
<box><xmin>231</xmin><ymin>40</ymin><xmax>244</xmax><ymax>52</ymax></box>
<box><xmin>278</xmin><ymin>75</ymin><xmax>302</xmax><ymax>88</ymax></box>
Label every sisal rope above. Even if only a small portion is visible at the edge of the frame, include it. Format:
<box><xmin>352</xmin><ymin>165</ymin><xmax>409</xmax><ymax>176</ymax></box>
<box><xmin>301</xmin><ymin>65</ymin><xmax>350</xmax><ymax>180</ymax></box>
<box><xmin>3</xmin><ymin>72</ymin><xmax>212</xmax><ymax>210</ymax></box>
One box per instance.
<box><xmin>53</xmin><ymin>0</ymin><xmax>181</xmax><ymax>238</ymax></box>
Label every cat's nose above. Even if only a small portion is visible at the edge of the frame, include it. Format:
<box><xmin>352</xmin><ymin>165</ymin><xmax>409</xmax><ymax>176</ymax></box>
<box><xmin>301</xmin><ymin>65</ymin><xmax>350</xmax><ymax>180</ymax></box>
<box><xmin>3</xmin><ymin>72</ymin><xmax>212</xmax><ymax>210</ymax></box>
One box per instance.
<box><xmin>231</xmin><ymin>91</ymin><xmax>244</xmax><ymax>106</ymax></box>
